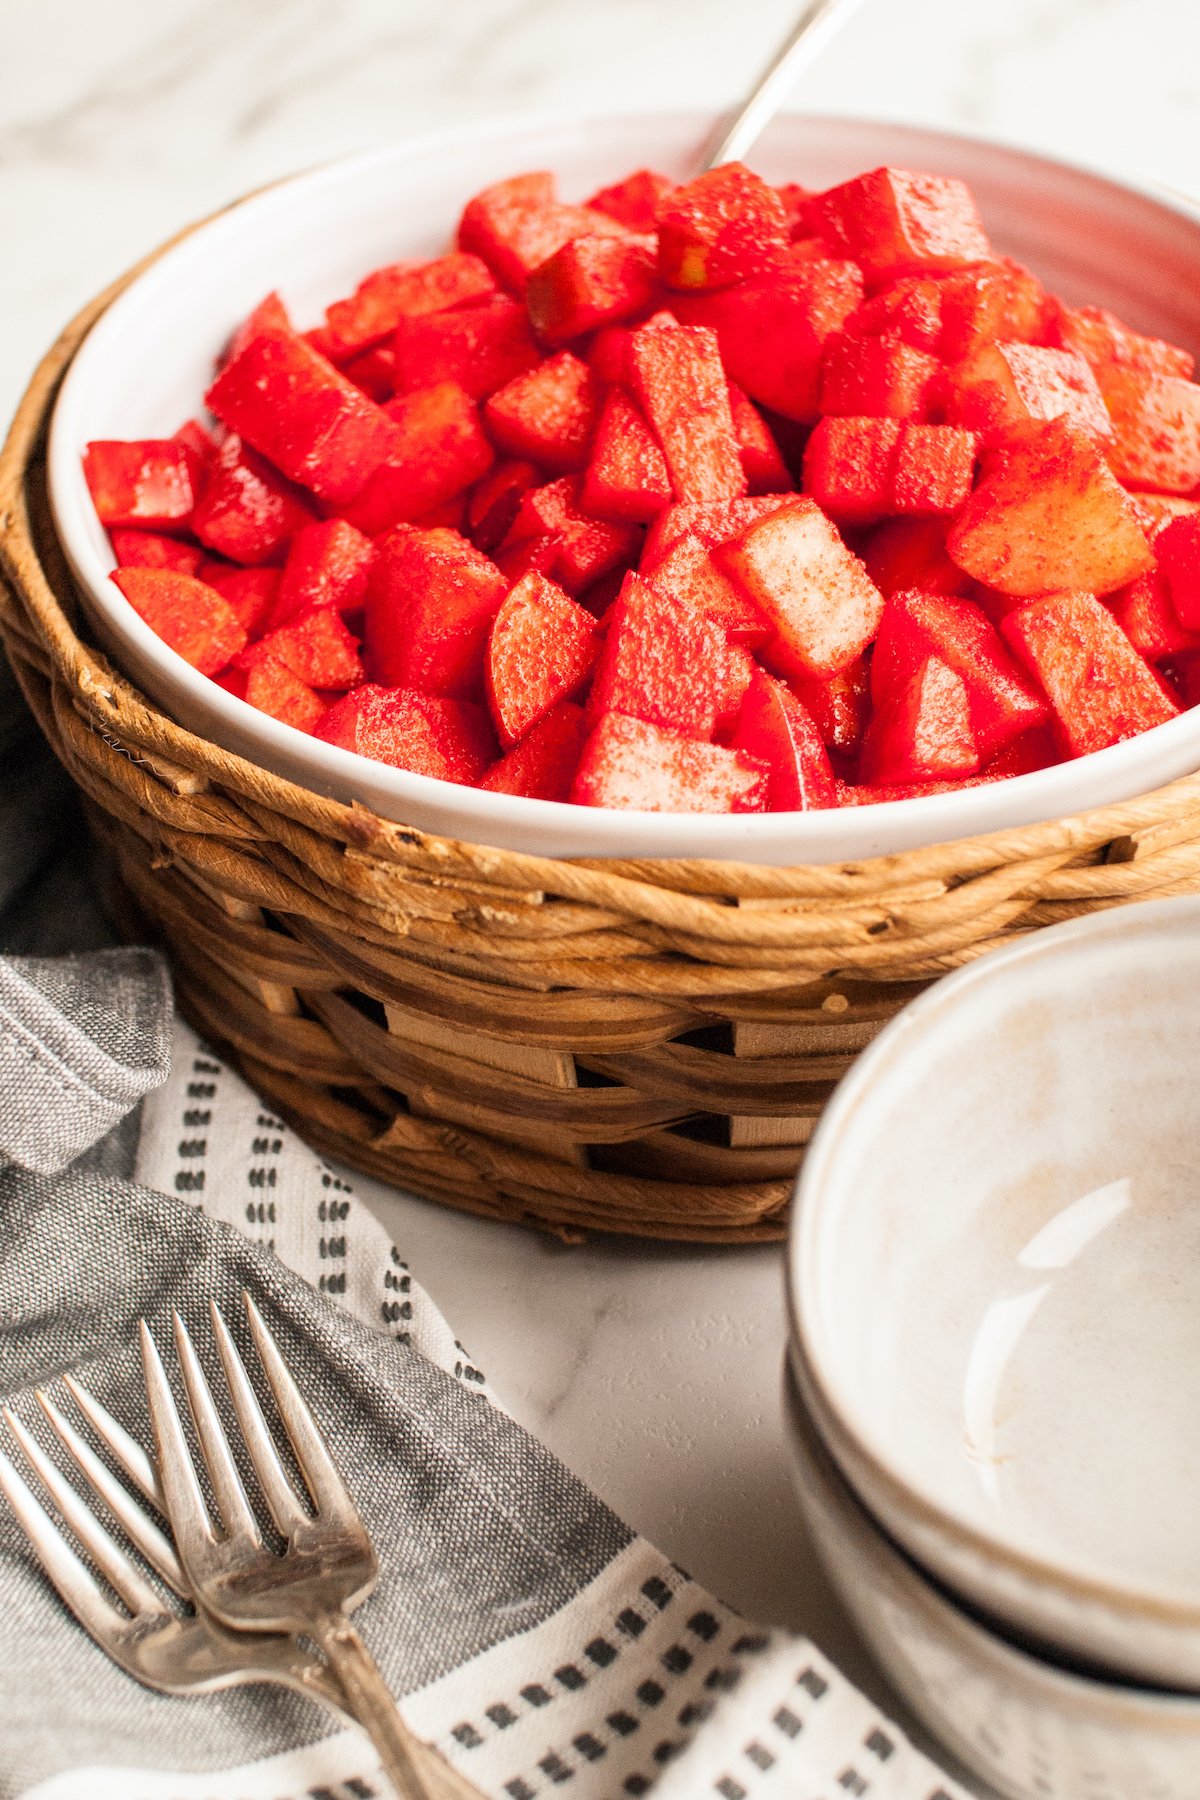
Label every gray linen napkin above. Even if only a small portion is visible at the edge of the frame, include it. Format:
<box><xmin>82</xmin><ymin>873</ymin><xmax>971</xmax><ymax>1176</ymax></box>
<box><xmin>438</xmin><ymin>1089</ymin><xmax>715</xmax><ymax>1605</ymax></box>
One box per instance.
<box><xmin>0</xmin><ymin>950</ymin><xmax>170</xmax><ymax>1172</ymax></box>
<box><xmin>0</xmin><ymin>660</ymin><xmax>968</xmax><ymax>1800</ymax></box>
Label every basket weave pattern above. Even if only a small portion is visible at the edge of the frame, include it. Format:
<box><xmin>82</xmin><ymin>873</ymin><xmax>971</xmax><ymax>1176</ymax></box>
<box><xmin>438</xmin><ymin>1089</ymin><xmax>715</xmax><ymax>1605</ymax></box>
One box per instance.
<box><xmin>6</xmin><ymin>265</ymin><xmax>1200</xmax><ymax>1242</ymax></box>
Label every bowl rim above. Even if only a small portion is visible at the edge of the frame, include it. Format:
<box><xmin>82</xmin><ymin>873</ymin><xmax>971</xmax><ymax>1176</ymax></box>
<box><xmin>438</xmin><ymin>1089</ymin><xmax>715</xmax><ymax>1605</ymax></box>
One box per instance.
<box><xmin>787</xmin><ymin>891</ymin><xmax>1200</xmax><ymax>1630</ymax></box>
<box><xmin>46</xmin><ymin>109</ymin><xmax>1200</xmax><ymax>862</ymax></box>
<box><xmin>781</xmin><ymin>1358</ymin><xmax>1200</xmax><ymax>1727</ymax></box>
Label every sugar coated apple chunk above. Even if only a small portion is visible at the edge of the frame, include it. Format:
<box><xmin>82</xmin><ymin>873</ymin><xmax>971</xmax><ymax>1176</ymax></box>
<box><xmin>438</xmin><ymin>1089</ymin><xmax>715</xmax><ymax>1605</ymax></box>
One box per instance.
<box><xmin>947</xmin><ymin>420</ymin><xmax>1153</xmax><ymax>597</ymax></box>
<box><xmin>717</xmin><ymin>499</ymin><xmax>885</xmax><ymax>680</ymax></box>
<box><xmin>571</xmin><ymin>713</ymin><xmax>769</xmax><ymax>813</ymax></box>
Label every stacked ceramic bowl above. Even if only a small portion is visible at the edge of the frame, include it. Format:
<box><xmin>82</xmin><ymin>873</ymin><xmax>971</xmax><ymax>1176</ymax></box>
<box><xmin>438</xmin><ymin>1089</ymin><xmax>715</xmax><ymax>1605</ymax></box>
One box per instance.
<box><xmin>784</xmin><ymin>896</ymin><xmax>1200</xmax><ymax>1797</ymax></box>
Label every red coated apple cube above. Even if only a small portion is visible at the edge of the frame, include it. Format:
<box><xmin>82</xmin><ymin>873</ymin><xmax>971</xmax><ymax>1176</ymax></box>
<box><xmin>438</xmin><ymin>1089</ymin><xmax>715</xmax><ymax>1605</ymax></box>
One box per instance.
<box><xmin>581</xmin><ymin>389</ymin><xmax>672</xmax><ymax>523</ymax></box>
<box><xmin>728</xmin><ymin>386</ymin><xmax>791</xmax><ymax>493</ymax></box>
<box><xmin>273</xmin><ymin>519</ymin><xmax>376</xmax><ymax>626</ymax></box>
<box><xmin>673</xmin><ymin>260</ymin><xmax>863</xmax><ymax>421</ymax></box>
<box><xmin>324</xmin><ymin>252</ymin><xmax>496</xmax><ymax>359</ymax></box>
<box><xmin>504</xmin><ymin>476</ymin><xmax>640</xmax><ymax>592</ymax></box>
<box><xmin>981</xmin><ymin>723</ymin><xmax>1062</xmax><ymax>779</ymax></box>
<box><xmin>483</xmin><ymin>351</ymin><xmax>600</xmax><ymax>470</ymax></box>
<box><xmin>1002</xmin><ymin>589</ymin><xmax>1180</xmax><ymax>756</ymax></box>
<box><xmin>392</xmin><ymin>295</ymin><xmax>540</xmax><ymax>399</ymax></box>
<box><xmin>467</xmin><ymin>458</ymin><xmax>540</xmax><ymax>551</ymax></box>
<box><xmin>629</xmin><ymin>320</ymin><xmax>746</xmax><ymax>504</ymax></box>
<box><xmin>365</xmin><ymin>528</ymin><xmax>507</xmax><ymax>696</ymax></box>
<box><xmin>843</xmin><ymin>276</ymin><xmax>944</xmax><ymax>352</ymax></box>
<box><xmin>480</xmin><ymin>700</ymin><xmax>589</xmax><ymax>800</ymax></box>
<box><xmin>242</xmin><ymin>655</ymin><xmax>327</xmax><ymax>732</ymax></box>
<box><xmin>1110</xmin><ymin>569</ymin><xmax>1200</xmax><ymax>661</ymax></box>
<box><xmin>819</xmin><ymin>332</ymin><xmax>942</xmax><ymax>419</ymax></box>
<box><xmin>789</xmin><ymin>657</ymin><xmax>871</xmax><ymax>756</ymax></box>
<box><xmin>1044</xmin><ymin>301</ymin><xmax>1194</xmax><ymax>381</ymax></box>
<box><xmin>588</xmin><ymin>574</ymin><xmax>747</xmax><ymax>739</ymax></box>
<box><xmin>224</xmin><ymin>291</ymin><xmax>293</xmax><ymax>368</ymax></box>
<box><xmin>862</xmin><ymin>516</ymin><xmax>970</xmax><ymax>597</ymax></box>
<box><xmin>344</xmin><ymin>382</ymin><xmax>495</xmax><ymax>535</ymax></box>
<box><xmin>804</xmin><ymin>418</ymin><xmax>974</xmax><ymax>523</ymax></box>
<box><xmin>314</xmin><ymin>683</ymin><xmax>494</xmax><ymax>783</ymax></box>
<box><xmin>84</xmin><ymin>440</ymin><xmax>201</xmax><ymax>529</ymax></box>
<box><xmin>803</xmin><ymin>417</ymin><xmax>899</xmax><ymax>523</ymax></box>
<box><xmin>656</xmin><ymin>163</ymin><xmax>790</xmax><ymax>290</ymax></box>
<box><xmin>935</xmin><ymin>260</ymin><xmax>1047</xmax><ymax>360</ymax></box>
<box><xmin>810</xmin><ymin>167</ymin><xmax>993</xmax><ymax>282</ymax></box>
<box><xmin>111</xmin><ymin>568</ymin><xmax>246</xmax><ymax>676</ymax></box>
<box><xmin>526</xmin><ymin>236</ymin><xmax>659</xmax><ymax>344</ymax></box>
<box><xmin>644</xmin><ymin>498</ymin><xmax>794</xmax><ymax>571</ymax></box>
<box><xmin>172</xmin><ymin>418</ymin><xmax>220</xmax><ymax>464</ymax></box>
<box><xmin>890</xmin><ymin>424</ymin><xmax>977</xmax><ymax>514</ymax></box>
<box><xmin>571</xmin><ymin>712</ymin><xmax>768</xmax><ymax>813</ymax></box>
<box><xmin>944</xmin><ymin>343</ymin><xmax>1112</xmax><ymax>441</ymax></box>
<box><xmin>206</xmin><ymin>329</ymin><xmax>404</xmax><ymax>506</ymax></box>
<box><xmin>717</xmin><ymin>498</ymin><xmax>886</xmax><ymax>679</ymax></box>
<box><xmin>1154</xmin><ymin>512</ymin><xmax>1200</xmax><ymax>629</ymax></box>
<box><xmin>190</xmin><ymin>436</ymin><xmax>315</xmax><ymax>566</ymax></box>
<box><xmin>863</xmin><ymin>655</ymin><xmax>981</xmax><ymax>784</ymax></box>
<box><xmin>109</xmin><ymin>529</ymin><xmax>203</xmax><ymax>577</ymax></box>
<box><xmin>728</xmin><ymin>669</ymin><xmax>836</xmax><ymax>810</ymax></box>
<box><xmin>947</xmin><ymin>420</ymin><xmax>1153</xmax><ymax>596</ymax></box>
<box><xmin>205</xmin><ymin>564</ymin><xmax>281</xmax><ymax>638</ymax></box>
<box><xmin>237</xmin><ymin>606</ymin><xmax>364</xmax><ymax>691</ymax></box>
<box><xmin>586</xmin><ymin>168</ymin><xmax>676</xmax><ymax>232</ymax></box>
<box><xmin>494</xmin><ymin>533</ymin><xmax>561</xmax><ymax>586</ymax></box>
<box><xmin>871</xmin><ymin>589</ymin><xmax>1049</xmax><ymax>756</ymax></box>
<box><xmin>458</xmin><ymin>171</ymin><xmax>629</xmax><ymax>295</ymax></box>
<box><xmin>641</xmin><ymin>529</ymin><xmax>768</xmax><ymax>640</ymax></box>
<box><xmin>412</xmin><ymin>494</ymin><xmax>468</xmax><ymax>532</ymax></box>
<box><xmin>486</xmin><ymin>572</ymin><xmax>599</xmax><ymax>746</ymax></box>
<box><xmin>343</xmin><ymin>344</ymin><xmax>397</xmax><ymax>403</ymax></box>
<box><xmin>838</xmin><ymin>773</ymin><xmax>997</xmax><ymax>805</ymax></box>
<box><xmin>1099</xmin><ymin>368</ymin><xmax>1200</xmax><ymax>493</ymax></box>
<box><xmin>1127</xmin><ymin>493</ymin><xmax>1200</xmax><ymax>537</ymax></box>
<box><xmin>712</xmin><ymin>643</ymin><xmax>757</xmax><ymax>735</ymax></box>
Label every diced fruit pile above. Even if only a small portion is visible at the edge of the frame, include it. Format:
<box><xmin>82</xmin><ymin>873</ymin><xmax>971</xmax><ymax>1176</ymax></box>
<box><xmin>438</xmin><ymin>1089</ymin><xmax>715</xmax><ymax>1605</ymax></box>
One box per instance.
<box><xmin>84</xmin><ymin>159</ymin><xmax>1200</xmax><ymax>816</ymax></box>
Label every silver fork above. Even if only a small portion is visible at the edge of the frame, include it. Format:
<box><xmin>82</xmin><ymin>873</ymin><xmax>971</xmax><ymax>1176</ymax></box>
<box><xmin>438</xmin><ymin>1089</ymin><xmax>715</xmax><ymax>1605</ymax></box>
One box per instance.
<box><xmin>141</xmin><ymin>1293</ymin><xmax>433</xmax><ymax>1800</ymax></box>
<box><xmin>0</xmin><ymin>1381</ymin><xmax>349</xmax><ymax>1716</ymax></box>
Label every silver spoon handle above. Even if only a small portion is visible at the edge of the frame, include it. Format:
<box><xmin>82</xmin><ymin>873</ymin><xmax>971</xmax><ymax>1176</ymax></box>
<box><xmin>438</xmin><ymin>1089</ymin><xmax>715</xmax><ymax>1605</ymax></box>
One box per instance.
<box><xmin>699</xmin><ymin>0</ymin><xmax>869</xmax><ymax>172</ymax></box>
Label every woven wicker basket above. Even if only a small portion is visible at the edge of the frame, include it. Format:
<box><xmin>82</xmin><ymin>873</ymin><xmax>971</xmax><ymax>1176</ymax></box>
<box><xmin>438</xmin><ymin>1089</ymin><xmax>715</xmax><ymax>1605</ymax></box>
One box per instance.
<box><xmin>6</xmin><ymin>261</ymin><xmax>1200</xmax><ymax>1244</ymax></box>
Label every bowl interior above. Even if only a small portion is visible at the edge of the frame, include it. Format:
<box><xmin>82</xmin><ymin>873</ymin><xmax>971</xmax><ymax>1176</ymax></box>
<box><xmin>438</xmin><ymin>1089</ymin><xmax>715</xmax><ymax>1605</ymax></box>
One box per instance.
<box><xmin>791</xmin><ymin>895</ymin><xmax>1200</xmax><ymax>1608</ymax></box>
<box><xmin>48</xmin><ymin>112</ymin><xmax>1200</xmax><ymax>862</ymax></box>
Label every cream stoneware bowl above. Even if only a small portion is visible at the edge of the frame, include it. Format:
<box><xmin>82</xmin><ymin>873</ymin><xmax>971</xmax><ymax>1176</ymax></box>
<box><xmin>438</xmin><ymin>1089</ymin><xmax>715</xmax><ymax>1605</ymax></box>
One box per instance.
<box><xmin>788</xmin><ymin>894</ymin><xmax>1200</xmax><ymax>1689</ymax></box>
<box><xmin>47</xmin><ymin>113</ymin><xmax>1200</xmax><ymax>864</ymax></box>
<box><xmin>782</xmin><ymin>1364</ymin><xmax>1200</xmax><ymax>1800</ymax></box>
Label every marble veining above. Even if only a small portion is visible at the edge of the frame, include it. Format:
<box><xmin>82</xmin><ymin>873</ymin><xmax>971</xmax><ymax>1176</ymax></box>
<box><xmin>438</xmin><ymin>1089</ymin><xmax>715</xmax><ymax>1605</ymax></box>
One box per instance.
<box><xmin>3</xmin><ymin>0</ymin><xmax>1198</xmax><ymax>1748</ymax></box>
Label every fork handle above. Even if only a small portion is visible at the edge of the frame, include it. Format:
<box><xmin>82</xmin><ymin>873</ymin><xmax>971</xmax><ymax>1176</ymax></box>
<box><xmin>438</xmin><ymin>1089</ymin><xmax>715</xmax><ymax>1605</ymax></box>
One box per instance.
<box><xmin>318</xmin><ymin>1619</ymin><xmax>434</xmax><ymax>1800</ymax></box>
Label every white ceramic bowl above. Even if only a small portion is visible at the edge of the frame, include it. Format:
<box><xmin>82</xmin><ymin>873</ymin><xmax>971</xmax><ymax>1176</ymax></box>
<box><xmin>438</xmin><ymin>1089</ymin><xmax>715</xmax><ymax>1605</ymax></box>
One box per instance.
<box><xmin>49</xmin><ymin>112</ymin><xmax>1200</xmax><ymax>864</ymax></box>
<box><xmin>788</xmin><ymin>894</ymin><xmax>1200</xmax><ymax>1688</ymax></box>
<box><xmin>782</xmin><ymin>1363</ymin><xmax>1200</xmax><ymax>1800</ymax></box>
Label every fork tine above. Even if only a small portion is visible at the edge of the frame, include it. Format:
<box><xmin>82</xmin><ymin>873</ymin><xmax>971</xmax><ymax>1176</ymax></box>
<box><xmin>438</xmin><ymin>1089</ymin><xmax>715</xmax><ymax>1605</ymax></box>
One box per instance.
<box><xmin>139</xmin><ymin>1321</ymin><xmax>216</xmax><ymax>1554</ymax></box>
<box><xmin>243</xmin><ymin>1293</ymin><xmax>357</xmax><ymax>1521</ymax></box>
<box><xmin>4</xmin><ymin>1410</ymin><xmax>160</xmax><ymax>1616</ymax></box>
<box><xmin>0</xmin><ymin>1441</ymin><xmax>125</xmax><ymax>1643</ymax></box>
<box><xmin>37</xmin><ymin>1393</ymin><xmax>184</xmax><ymax>1593</ymax></box>
<box><xmin>171</xmin><ymin>1312</ymin><xmax>261</xmax><ymax>1544</ymax></box>
<box><xmin>63</xmin><ymin>1374</ymin><xmax>162</xmax><ymax>1509</ymax></box>
<box><xmin>209</xmin><ymin>1300</ymin><xmax>309</xmax><ymax>1539</ymax></box>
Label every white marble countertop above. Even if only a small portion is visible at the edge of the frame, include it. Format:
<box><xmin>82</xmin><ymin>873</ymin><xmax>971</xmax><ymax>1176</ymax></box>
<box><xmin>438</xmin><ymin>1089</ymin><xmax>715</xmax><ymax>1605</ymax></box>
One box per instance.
<box><xmin>5</xmin><ymin>0</ymin><xmax>1199</xmax><ymax>1755</ymax></box>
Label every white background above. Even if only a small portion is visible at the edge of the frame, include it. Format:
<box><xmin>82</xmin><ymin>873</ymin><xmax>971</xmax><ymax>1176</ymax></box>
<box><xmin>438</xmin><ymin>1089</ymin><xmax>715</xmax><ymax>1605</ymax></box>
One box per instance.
<box><xmin>5</xmin><ymin>0</ymin><xmax>1198</xmax><ymax>1715</ymax></box>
